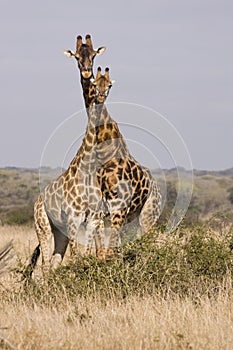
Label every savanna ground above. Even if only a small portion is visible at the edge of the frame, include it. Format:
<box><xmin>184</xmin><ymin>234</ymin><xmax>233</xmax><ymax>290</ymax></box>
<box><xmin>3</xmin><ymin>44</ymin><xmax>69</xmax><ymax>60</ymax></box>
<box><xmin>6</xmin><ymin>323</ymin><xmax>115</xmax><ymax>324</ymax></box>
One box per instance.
<box><xmin>1</xmin><ymin>167</ymin><xmax>233</xmax><ymax>349</ymax></box>
<box><xmin>1</xmin><ymin>219</ymin><xmax>233</xmax><ymax>350</ymax></box>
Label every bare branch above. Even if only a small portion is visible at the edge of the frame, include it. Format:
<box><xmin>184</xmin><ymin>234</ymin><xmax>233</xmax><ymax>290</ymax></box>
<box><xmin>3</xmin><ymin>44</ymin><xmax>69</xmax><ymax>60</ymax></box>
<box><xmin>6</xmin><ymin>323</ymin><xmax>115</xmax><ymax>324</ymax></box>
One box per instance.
<box><xmin>0</xmin><ymin>331</ymin><xmax>17</xmax><ymax>350</ymax></box>
<box><xmin>0</xmin><ymin>240</ymin><xmax>14</xmax><ymax>276</ymax></box>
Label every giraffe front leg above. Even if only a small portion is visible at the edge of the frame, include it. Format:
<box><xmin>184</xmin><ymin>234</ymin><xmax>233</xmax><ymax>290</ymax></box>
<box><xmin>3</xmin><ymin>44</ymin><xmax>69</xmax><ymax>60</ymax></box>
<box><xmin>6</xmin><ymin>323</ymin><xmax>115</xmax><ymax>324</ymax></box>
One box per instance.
<box><xmin>106</xmin><ymin>228</ymin><xmax>120</xmax><ymax>259</ymax></box>
<box><xmin>84</xmin><ymin>218</ymin><xmax>96</xmax><ymax>256</ymax></box>
<box><xmin>69</xmin><ymin>238</ymin><xmax>77</xmax><ymax>257</ymax></box>
<box><xmin>67</xmin><ymin>213</ymin><xmax>86</xmax><ymax>258</ymax></box>
<box><xmin>84</xmin><ymin>213</ymin><xmax>106</xmax><ymax>259</ymax></box>
<box><xmin>106</xmin><ymin>209</ymin><xmax>127</xmax><ymax>259</ymax></box>
<box><xmin>94</xmin><ymin>217</ymin><xmax>106</xmax><ymax>260</ymax></box>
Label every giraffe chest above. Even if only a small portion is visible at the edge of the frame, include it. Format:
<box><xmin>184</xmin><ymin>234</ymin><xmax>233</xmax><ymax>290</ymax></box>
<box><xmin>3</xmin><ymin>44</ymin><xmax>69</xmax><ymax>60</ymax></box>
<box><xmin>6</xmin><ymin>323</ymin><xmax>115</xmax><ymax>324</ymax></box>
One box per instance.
<box><xmin>63</xmin><ymin>171</ymin><xmax>102</xmax><ymax>214</ymax></box>
<box><xmin>97</xmin><ymin>158</ymin><xmax>150</xmax><ymax>212</ymax></box>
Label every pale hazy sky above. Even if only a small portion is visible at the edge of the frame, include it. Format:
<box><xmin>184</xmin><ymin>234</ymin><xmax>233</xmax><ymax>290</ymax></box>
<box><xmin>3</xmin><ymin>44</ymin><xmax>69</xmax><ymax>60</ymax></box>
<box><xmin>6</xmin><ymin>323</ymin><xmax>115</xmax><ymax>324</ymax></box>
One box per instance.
<box><xmin>0</xmin><ymin>0</ymin><xmax>232</xmax><ymax>170</ymax></box>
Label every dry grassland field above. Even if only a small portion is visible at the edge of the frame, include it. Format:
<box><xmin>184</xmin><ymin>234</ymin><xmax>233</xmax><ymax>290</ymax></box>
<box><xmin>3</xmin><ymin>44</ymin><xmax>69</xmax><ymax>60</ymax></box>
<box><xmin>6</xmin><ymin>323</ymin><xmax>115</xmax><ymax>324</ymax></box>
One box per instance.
<box><xmin>0</xmin><ymin>221</ymin><xmax>233</xmax><ymax>350</ymax></box>
<box><xmin>0</xmin><ymin>169</ymin><xmax>233</xmax><ymax>349</ymax></box>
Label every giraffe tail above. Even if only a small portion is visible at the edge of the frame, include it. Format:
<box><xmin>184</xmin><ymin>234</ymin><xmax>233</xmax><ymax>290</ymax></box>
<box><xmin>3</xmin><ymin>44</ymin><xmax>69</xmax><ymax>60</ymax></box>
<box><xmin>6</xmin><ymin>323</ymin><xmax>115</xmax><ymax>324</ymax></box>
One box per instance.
<box><xmin>23</xmin><ymin>244</ymin><xmax>40</xmax><ymax>279</ymax></box>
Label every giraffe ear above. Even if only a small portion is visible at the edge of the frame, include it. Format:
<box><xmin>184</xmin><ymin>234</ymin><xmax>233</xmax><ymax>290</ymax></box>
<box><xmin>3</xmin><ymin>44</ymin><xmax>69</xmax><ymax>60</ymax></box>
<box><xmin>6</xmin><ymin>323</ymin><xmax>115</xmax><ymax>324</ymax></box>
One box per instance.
<box><xmin>90</xmin><ymin>78</ymin><xmax>96</xmax><ymax>85</ymax></box>
<box><xmin>63</xmin><ymin>50</ymin><xmax>75</xmax><ymax>58</ymax></box>
<box><xmin>95</xmin><ymin>46</ymin><xmax>106</xmax><ymax>56</ymax></box>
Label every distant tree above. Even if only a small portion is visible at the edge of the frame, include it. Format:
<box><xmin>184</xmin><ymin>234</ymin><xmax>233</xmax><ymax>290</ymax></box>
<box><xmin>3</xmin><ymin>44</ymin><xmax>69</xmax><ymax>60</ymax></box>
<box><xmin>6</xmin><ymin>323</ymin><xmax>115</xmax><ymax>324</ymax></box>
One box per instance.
<box><xmin>184</xmin><ymin>195</ymin><xmax>201</xmax><ymax>225</ymax></box>
<box><xmin>166</xmin><ymin>181</ymin><xmax>177</xmax><ymax>208</ymax></box>
<box><xmin>158</xmin><ymin>181</ymin><xmax>177</xmax><ymax>225</ymax></box>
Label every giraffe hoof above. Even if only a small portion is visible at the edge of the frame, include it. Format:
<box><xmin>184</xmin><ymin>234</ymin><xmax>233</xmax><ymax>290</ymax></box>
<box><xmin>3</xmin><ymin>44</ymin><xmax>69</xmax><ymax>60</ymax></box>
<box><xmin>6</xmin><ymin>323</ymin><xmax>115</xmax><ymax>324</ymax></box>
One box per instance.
<box><xmin>96</xmin><ymin>249</ymin><xmax>106</xmax><ymax>261</ymax></box>
<box><xmin>105</xmin><ymin>248</ymin><xmax>115</xmax><ymax>260</ymax></box>
<box><xmin>97</xmin><ymin>254</ymin><xmax>106</xmax><ymax>261</ymax></box>
<box><xmin>50</xmin><ymin>253</ymin><xmax>62</xmax><ymax>270</ymax></box>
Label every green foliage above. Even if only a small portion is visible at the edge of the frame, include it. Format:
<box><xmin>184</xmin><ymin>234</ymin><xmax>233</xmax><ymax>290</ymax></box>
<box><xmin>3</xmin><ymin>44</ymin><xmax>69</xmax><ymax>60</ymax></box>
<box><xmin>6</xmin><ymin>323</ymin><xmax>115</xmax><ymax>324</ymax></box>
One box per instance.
<box><xmin>158</xmin><ymin>181</ymin><xmax>177</xmax><ymax>224</ymax></box>
<box><xmin>19</xmin><ymin>225</ymin><xmax>233</xmax><ymax>303</ymax></box>
<box><xmin>3</xmin><ymin>205</ymin><xmax>34</xmax><ymax>225</ymax></box>
<box><xmin>183</xmin><ymin>195</ymin><xmax>201</xmax><ymax>225</ymax></box>
<box><xmin>0</xmin><ymin>168</ymin><xmax>39</xmax><ymax>225</ymax></box>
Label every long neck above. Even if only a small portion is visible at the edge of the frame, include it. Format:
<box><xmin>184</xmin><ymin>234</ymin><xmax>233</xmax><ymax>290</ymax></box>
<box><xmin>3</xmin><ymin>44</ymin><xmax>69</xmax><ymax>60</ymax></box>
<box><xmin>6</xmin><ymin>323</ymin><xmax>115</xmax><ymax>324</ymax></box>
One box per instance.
<box><xmin>67</xmin><ymin>73</ymin><xmax>97</xmax><ymax>172</ymax></box>
<box><xmin>69</xmin><ymin>102</ymin><xmax>130</xmax><ymax>173</ymax></box>
<box><xmin>95</xmin><ymin>104</ymin><xmax>129</xmax><ymax>163</ymax></box>
<box><xmin>75</xmin><ymin>104</ymin><xmax>99</xmax><ymax>172</ymax></box>
<box><xmin>80</xmin><ymin>74</ymin><xmax>96</xmax><ymax>109</ymax></box>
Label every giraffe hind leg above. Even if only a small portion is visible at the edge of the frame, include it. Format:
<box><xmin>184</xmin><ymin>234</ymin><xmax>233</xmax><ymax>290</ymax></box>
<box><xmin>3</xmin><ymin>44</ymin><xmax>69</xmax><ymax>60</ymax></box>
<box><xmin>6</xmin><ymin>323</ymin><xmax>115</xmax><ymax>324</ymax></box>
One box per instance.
<box><xmin>34</xmin><ymin>197</ymin><xmax>53</xmax><ymax>275</ymax></box>
<box><xmin>50</xmin><ymin>227</ymin><xmax>69</xmax><ymax>269</ymax></box>
<box><xmin>35</xmin><ymin>220</ymin><xmax>52</xmax><ymax>275</ymax></box>
<box><xmin>66</xmin><ymin>213</ymin><xmax>86</xmax><ymax>256</ymax></box>
<box><xmin>94</xmin><ymin>217</ymin><xmax>105</xmax><ymax>260</ymax></box>
<box><xmin>106</xmin><ymin>209</ymin><xmax>128</xmax><ymax>258</ymax></box>
<box><xmin>84</xmin><ymin>218</ymin><xmax>97</xmax><ymax>256</ymax></box>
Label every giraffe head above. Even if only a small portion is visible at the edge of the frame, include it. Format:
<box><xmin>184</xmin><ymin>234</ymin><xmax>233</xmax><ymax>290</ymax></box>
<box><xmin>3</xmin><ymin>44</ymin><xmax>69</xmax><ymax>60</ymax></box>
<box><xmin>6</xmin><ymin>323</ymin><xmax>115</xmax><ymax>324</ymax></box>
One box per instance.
<box><xmin>91</xmin><ymin>67</ymin><xmax>115</xmax><ymax>104</ymax></box>
<box><xmin>64</xmin><ymin>34</ymin><xmax>106</xmax><ymax>79</ymax></box>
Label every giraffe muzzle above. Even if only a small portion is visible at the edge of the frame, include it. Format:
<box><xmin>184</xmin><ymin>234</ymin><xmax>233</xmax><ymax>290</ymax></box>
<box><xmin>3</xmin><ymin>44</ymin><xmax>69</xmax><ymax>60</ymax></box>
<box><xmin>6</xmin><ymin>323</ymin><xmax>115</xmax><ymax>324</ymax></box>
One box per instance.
<box><xmin>98</xmin><ymin>95</ymin><xmax>105</xmax><ymax>103</ymax></box>
<box><xmin>82</xmin><ymin>70</ymin><xmax>92</xmax><ymax>79</ymax></box>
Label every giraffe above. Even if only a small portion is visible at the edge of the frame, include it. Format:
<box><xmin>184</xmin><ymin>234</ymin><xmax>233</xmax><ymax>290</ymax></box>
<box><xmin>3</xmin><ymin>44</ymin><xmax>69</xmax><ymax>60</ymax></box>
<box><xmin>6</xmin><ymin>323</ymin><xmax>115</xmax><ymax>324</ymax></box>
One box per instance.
<box><xmin>63</xmin><ymin>34</ymin><xmax>106</xmax><ymax>255</ymax></box>
<box><xmin>26</xmin><ymin>35</ymin><xmax>109</xmax><ymax>275</ymax></box>
<box><xmin>64</xmin><ymin>36</ymin><xmax>162</xmax><ymax>258</ymax></box>
<box><xmin>65</xmin><ymin>63</ymin><xmax>162</xmax><ymax>257</ymax></box>
<box><xmin>27</xmin><ymin>69</ymin><xmax>113</xmax><ymax>276</ymax></box>
<box><xmin>27</xmin><ymin>34</ymin><xmax>161</xmax><ymax>275</ymax></box>
<box><xmin>90</xmin><ymin>69</ymin><xmax>162</xmax><ymax>258</ymax></box>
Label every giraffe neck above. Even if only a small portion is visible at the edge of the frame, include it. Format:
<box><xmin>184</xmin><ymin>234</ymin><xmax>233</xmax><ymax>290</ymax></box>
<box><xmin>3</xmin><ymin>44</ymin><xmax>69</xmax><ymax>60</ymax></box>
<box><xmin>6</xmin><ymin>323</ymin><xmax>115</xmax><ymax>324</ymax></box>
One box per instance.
<box><xmin>80</xmin><ymin>75</ymin><xmax>95</xmax><ymax>109</ymax></box>
<box><xmin>95</xmin><ymin>104</ymin><xmax>129</xmax><ymax>163</ymax></box>
<box><xmin>70</xmin><ymin>102</ymin><xmax>127</xmax><ymax>171</ymax></box>
<box><xmin>67</xmin><ymin>73</ymin><xmax>97</xmax><ymax>173</ymax></box>
<box><xmin>70</xmin><ymin>103</ymin><xmax>99</xmax><ymax>173</ymax></box>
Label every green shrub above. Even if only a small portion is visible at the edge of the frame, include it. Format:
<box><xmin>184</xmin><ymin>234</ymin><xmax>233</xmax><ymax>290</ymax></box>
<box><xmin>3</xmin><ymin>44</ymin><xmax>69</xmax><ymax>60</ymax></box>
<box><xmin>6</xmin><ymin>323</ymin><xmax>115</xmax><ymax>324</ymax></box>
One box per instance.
<box><xmin>4</xmin><ymin>205</ymin><xmax>34</xmax><ymax>225</ymax></box>
<box><xmin>20</xmin><ymin>225</ymin><xmax>233</xmax><ymax>303</ymax></box>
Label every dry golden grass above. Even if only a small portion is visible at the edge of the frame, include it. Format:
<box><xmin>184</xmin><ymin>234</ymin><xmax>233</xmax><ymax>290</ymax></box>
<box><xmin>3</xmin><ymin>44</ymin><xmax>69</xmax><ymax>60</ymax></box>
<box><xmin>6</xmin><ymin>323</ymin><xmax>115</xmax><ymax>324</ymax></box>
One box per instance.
<box><xmin>1</xmin><ymin>225</ymin><xmax>37</xmax><ymax>260</ymax></box>
<box><xmin>1</xmin><ymin>293</ymin><xmax>233</xmax><ymax>350</ymax></box>
<box><xmin>0</xmin><ymin>225</ymin><xmax>233</xmax><ymax>350</ymax></box>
